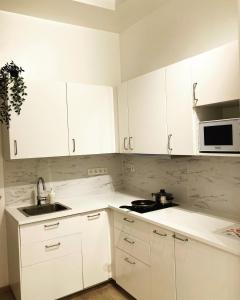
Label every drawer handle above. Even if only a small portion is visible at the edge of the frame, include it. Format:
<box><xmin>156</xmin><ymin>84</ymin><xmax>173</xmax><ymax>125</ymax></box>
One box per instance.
<box><xmin>44</xmin><ymin>222</ymin><xmax>60</xmax><ymax>229</ymax></box>
<box><xmin>153</xmin><ymin>230</ymin><xmax>167</xmax><ymax>237</ymax></box>
<box><xmin>173</xmin><ymin>234</ymin><xmax>188</xmax><ymax>242</ymax></box>
<box><xmin>87</xmin><ymin>213</ymin><xmax>101</xmax><ymax>219</ymax></box>
<box><xmin>124</xmin><ymin>237</ymin><xmax>135</xmax><ymax>244</ymax></box>
<box><xmin>123</xmin><ymin>217</ymin><xmax>134</xmax><ymax>223</ymax></box>
<box><xmin>124</xmin><ymin>257</ymin><xmax>136</xmax><ymax>265</ymax></box>
<box><xmin>45</xmin><ymin>242</ymin><xmax>61</xmax><ymax>249</ymax></box>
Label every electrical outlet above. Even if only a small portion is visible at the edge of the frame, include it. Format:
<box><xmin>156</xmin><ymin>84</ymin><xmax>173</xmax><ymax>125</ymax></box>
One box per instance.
<box><xmin>130</xmin><ymin>165</ymin><xmax>135</xmax><ymax>172</ymax></box>
<box><xmin>88</xmin><ymin>168</ymin><xmax>108</xmax><ymax>176</ymax></box>
<box><xmin>122</xmin><ymin>160</ymin><xmax>135</xmax><ymax>173</ymax></box>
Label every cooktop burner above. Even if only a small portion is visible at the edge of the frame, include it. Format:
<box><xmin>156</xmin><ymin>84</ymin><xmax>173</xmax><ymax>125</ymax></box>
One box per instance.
<box><xmin>119</xmin><ymin>202</ymin><xmax>178</xmax><ymax>214</ymax></box>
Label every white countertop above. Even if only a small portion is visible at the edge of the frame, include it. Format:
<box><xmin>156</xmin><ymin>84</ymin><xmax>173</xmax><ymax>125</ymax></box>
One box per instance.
<box><xmin>6</xmin><ymin>191</ymin><xmax>240</xmax><ymax>256</ymax></box>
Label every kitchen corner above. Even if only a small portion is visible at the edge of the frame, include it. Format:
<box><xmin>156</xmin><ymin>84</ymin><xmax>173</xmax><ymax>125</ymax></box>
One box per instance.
<box><xmin>1</xmin><ymin>0</ymin><xmax>240</xmax><ymax>299</ymax></box>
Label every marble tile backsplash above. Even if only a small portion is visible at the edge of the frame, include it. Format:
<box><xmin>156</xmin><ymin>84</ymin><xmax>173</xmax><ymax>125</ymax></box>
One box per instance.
<box><xmin>4</xmin><ymin>153</ymin><xmax>240</xmax><ymax>220</ymax></box>
<box><xmin>122</xmin><ymin>155</ymin><xmax>240</xmax><ymax>220</ymax></box>
<box><xmin>4</xmin><ymin>154</ymin><xmax>123</xmax><ymax>206</ymax></box>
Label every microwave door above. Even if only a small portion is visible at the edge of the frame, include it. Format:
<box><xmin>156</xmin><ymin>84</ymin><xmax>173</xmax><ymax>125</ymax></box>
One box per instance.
<box><xmin>199</xmin><ymin>121</ymin><xmax>240</xmax><ymax>152</ymax></box>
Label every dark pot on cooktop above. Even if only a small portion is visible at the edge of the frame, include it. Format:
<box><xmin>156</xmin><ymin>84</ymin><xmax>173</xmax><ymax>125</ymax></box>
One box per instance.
<box><xmin>152</xmin><ymin>189</ymin><xmax>174</xmax><ymax>205</ymax></box>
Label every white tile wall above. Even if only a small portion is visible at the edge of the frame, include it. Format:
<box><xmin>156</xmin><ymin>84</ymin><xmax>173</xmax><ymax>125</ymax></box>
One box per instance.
<box><xmin>4</xmin><ymin>154</ymin><xmax>123</xmax><ymax>206</ymax></box>
<box><xmin>122</xmin><ymin>155</ymin><xmax>240</xmax><ymax>220</ymax></box>
<box><xmin>4</xmin><ymin>154</ymin><xmax>240</xmax><ymax>220</ymax></box>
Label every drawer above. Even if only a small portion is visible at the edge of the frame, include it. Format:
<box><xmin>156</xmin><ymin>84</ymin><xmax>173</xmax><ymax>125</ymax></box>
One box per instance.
<box><xmin>115</xmin><ymin>248</ymin><xmax>150</xmax><ymax>300</ymax></box>
<box><xmin>21</xmin><ymin>252</ymin><xmax>83</xmax><ymax>300</ymax></box>
<box><xmin>20</xmin><ymin>215</ymin><xmax>82</xmax><ymax>245</ymax></box>
<box><xmin>21</xmin><ymin>233</ymin><xmax>82</xmax><ymax>267</ymax></box>
<box><xmin>114</xmin><ymin>211</ymin><xmax>151</xmax><ymax>242</ymax></box>
<box><xmin>114</xmin><ymin>228</ymin><xmax>150</xmax><ymax>265</ymax></box>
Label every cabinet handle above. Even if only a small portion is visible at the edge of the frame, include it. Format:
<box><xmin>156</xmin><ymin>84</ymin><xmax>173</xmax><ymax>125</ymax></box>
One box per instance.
<box><xmin>123</xmin><ymin>217</ymin><xmax>134</xmax><ymax>223</ymax></box>
<box><xmin>129</xmin><ymin>137</ymin><xmax>134</xmax><ymax>150</ymax></box>
<box><xmin>45</xmin><ymin>242</ymin><xmax>61</xmax><ymax>249</ymax></box>
<box><xmin>72</xmin><ymin>138</ymin><xmax>76</xmax><ymax>153</ymax></box>
<box><xmin>173</xmin><ymin>234</ymin><xmax>188</xmax><ymax>242</ymax></box>
<box><xmin>124</xmin><ymin>257</ymin><xmax>136</xmax><ymax>265</ymax></box>
<box><xmin>193</xmin><ymin>82</ymin><xmax>198</xmax><ymax>105</ymax></box>
<box><xmin>124</xmin><ymin>137</ymin><xmax>129</xmax><ymax>150</ymax></box>
<box><xmin>44</xmin><ymin>222</ymin><xmax>60</xmax><ymax>229</ymax></box>
<box><xmin>124</xmin><ymin>237</ymin><xmax>135</xmax><ymax>244</ymax></box>
<box><xmin>14</xmin><ymin>140</ymin><xmax>18</xmax><ymax>156</ymax></box>
<box><xmin>153</xmin><ymin>229</ymin><xmax>167</xmax><ymax>237</ymax></box>
<box><xmin>168</xmin><ymin>134</ymin><xmax>173</xmax><ymax>153</ymax></box>
<box><xmin>87</xmin><ymin>213</ymin><xmax>101</xmax><ymax>219</ymax></box>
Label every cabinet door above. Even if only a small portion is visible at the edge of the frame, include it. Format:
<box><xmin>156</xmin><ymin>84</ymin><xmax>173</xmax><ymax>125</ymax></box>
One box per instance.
<box><xmin>117</xmin><ymin>82</ymin><xmax>130</xmax><ymax>153</ymax></box>
<box><xmin>127</xmin><ymin>69</ymin><xmax>168</xmax><ymax>154</ymax></box>
<box><xmin>151</xmin><ymin>227</ymin><xmax>176</xmax><ymax>300</ymax></box>
<box><xmin>115</xmin><ymin>248</ymin><xmax>150</xmax><ymax>300</ymax></box>
<box><xmin>191</xmin><ymin>41</ymin><xmax>240</xmax><ymax>106</ymax></box>
<box><xmin>67</xmin><ymin>83</ymin><xmax>116</xmax><ymax>155</ymax></box>
<box><xmin>6</xmin><ymin>80</ymin><xmax>69</xmax><ymax>159</ymax></box>
<box><xmin>21</xmin><ymin>252</ymin><xmax>83</xmax><ymax>300</ymax></box>
<box><xmin>166</xmin><ymin>60</ymin><xmax>194</xmax><ymax>155</ymax></box>
<box><xmin>175</xmin><ymin>235</ymin><xmax>240</xmax><ymax>300</ymax></box>
<box><xmin>82</xmin><ymin>210</ymin><xmax>111</xmax><ymax>288</ymax></box>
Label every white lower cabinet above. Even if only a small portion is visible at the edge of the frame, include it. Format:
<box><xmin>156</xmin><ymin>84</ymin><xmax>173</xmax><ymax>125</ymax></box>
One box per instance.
<box><xmin>7</xmin><ymin>209</ymin><xmax>112</xmax><ymax>300</ymax></box>
<box><xmin>21</xmin><ymin>252</ymin><xmax>83</xmax><ymax>300</ymax></box>
<box><xmin>150</xmin><ymin>227</ymin><xmax>176</xmax><ymax>300</ymax></box>
<box><xmin>7</xmin><ymin>209</ymin><xmax>240</xmax><ymax>300</ymax></box>
<box><xmin>82</xmin><ymin>210</ymin><xmax>112</xmax><ymax>288</ymax></box>
<box><xmin>115</xmin><ymin>248</ymin><xmax>150</xmax><ymax>300</ymax></box>
<box><xmin>175</xmin><ymin>234</ymin><xmax>240</xmax><ymax>300</ymax></box>
<box><xmin>113</xmin><ymin>212</ymin><xmax>240</xmax><ymax>300</ymax></box>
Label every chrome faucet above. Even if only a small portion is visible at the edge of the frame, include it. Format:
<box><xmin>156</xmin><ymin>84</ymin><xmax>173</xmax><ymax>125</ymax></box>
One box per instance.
<box><xmin>37</xmin><ymin>177</ymin><xmax>47</xmax><ymax>206</ymax></box>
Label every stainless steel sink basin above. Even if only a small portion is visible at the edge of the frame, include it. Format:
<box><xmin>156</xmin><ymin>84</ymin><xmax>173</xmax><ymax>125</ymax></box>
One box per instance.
<box><xmin>18</xmin><ymin>203</ymin><xmax>71</xmax><ymax>217</ymax></box>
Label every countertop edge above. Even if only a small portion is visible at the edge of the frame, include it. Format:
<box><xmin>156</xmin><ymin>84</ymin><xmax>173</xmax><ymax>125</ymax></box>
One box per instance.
<box><xmin>5</xmin><ymin>193</ymin><xmax>240</xmax><ymax>257</ymax></box>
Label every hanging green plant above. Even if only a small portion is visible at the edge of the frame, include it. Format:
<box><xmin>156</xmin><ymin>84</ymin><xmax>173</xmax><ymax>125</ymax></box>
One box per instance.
<box><xmin>0</xmin><ymin>61</ymin><xmax>27</xmax><ymax>128</ymax></box>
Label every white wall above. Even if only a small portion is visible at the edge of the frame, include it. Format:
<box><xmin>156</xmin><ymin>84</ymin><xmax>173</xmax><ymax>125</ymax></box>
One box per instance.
<box><xmin>0</xmin><ymin>133</ymin><xmax>8</xmax><ymax>288</ymax></box>
<box><xmin>120</xmin><ymin>0</ymin><xmax>238</xmax><ymax>80</ymax></box>
<box><xmin>0</xmin><ymin>10</ymin><xmax>121</xmax><ymax>86</ymax></box>
<box><xmin>0</xmin><ymin>10</ymin><xmax>121</xmax><ymax>288</ymax></box>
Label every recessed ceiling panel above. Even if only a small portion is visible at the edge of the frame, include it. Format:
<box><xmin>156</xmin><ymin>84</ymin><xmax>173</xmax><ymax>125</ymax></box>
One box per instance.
<box><xmin>0</xmin><ymin>0</ymin><xmax>167</xmax><ymax>32</ymax></box>
<box><xmin>73</xmin><ymin>0</ymin><xmax>116</xmax><ymax>10</ymax></box>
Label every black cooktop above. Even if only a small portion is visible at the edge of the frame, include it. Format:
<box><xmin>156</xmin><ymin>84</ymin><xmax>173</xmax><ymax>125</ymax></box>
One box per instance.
<box><xmin>119</xmin><ymin>202</ymin><xmax>178</xmax><ymax>214</ymax></box>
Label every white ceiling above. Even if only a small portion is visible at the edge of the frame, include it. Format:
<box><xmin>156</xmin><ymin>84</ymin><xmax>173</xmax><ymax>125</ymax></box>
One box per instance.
<box><xmin>0</xmin><ymin>0</ymin><xmax>165</xmax><ymax>32</ymax></box>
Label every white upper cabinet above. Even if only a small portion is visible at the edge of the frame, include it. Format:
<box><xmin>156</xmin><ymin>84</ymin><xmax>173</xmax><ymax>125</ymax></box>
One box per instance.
<box><xmin>118</xmin><ymin>69</ymin><xmax>168</xmax><ymax>154</ymax></box>
<box><xmin>67</xmin><ymin>83</ymin><xmax>116</xmax><ymax>155</ymax></box>
<box><xmin>166</xmin><ymin>60</ymin><xmax>195</xmax><ymax>155</ymax></box>
<box><xmin>128</xmin><ymin>69</ymin><xmax>167</xmax><ymax>154</ymax></box>
<box><xmin>117</xmin><ymin>82</ymin><xmax>130</xmax><ymax>153</ymax></box>
<box><xmin>3</xmin><ymin>80</ymin><xmax>69</xmax><ymax>159</ymax></box>
<box><xmin>191</xmin><ymin>40</ymin><xmax>240</xmax><ymax>106</ymax></box>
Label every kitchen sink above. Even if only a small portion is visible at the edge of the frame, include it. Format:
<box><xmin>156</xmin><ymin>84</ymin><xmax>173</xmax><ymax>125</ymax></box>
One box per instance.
<box><xmin>18</xmin><ymin>203</ymin><xmax>71</xmax><ymax>217</ymax></box>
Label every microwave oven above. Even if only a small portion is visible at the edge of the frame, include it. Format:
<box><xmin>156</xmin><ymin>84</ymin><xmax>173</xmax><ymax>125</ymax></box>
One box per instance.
<box><xmin>199</xmin><ymin>118</ymin><xmax>240</xmax><ymax>153</ymax></box>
